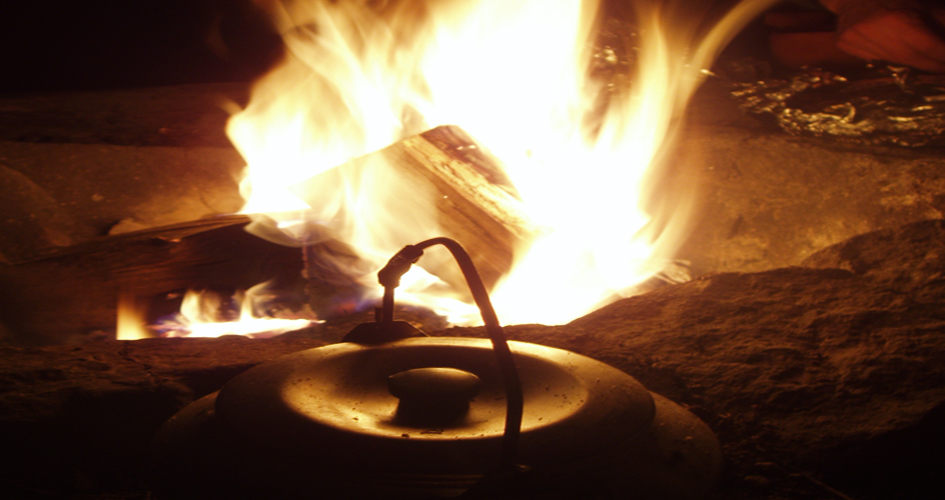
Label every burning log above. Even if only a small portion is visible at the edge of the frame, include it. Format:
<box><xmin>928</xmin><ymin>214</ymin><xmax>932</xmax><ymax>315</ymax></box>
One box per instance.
<box><xmin>292</xmin><ymin>125</ymin><xmax>537</xmax><ymax>295</ymax></box>
<box><xmin>0</xmin><ymin>215</ymin><xmax>306</xmax><ymax>345</ymax></box>
<box><xmin>0</xmin><ymin>124</ymin><xmax>539</xmax><ymax>344</ymax></box>
<box><xmin>0</xmin><ymin>126</ymin><xmax>537</xmax><ymax>345</ymax></box>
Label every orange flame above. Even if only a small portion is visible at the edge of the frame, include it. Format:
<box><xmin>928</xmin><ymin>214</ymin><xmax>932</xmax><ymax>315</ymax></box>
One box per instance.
<box><xmin>117</xmin><ymin>293</ymin><xmax>152</xmax><ymax>340</ymax></box>
<box><xmin>226</xmin><ymin>0</ymin><xmax>779</xmax><ymax>326</ymax></box>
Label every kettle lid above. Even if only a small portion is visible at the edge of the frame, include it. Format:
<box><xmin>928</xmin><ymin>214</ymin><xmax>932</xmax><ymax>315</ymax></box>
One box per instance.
<box><xmin>215</xmin><ymin>337</ymin><xmax>655</xmax><ymax>476</ymax></box>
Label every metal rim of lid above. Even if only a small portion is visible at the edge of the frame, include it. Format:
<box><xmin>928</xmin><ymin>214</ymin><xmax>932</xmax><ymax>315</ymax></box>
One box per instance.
<box><xmin>214</xmin><ymin>337</ymin><xmax>656</xmax><ymax>476</ymax></box>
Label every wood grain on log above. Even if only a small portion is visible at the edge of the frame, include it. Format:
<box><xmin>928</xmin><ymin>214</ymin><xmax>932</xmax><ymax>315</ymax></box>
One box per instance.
<box><xmin>292</xmin><ymin>125</ymin><xmax>536</xmax><ymax>293</ymax></box>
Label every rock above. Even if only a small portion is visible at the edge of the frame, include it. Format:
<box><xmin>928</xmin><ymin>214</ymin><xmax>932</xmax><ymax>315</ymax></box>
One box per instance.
<box><xmin>443</xmin><ymin>219</ymin><xmax>945</xmax><ymax>499</ymax></box>
<box><xmin>678</xmin><ymin>127</ymin><xmax>945</xmax><ymax>278</ymax></box>
<box><xmin>0</xmin><ymin>163</ymin><xmax>77</xmax><ymax>261</ymax></box>
<box><xmin>743</xmin><ymin>475</ymin><xmax>772</xmax><ymax>488</ymax></box>
<box><xmin>0</xmin><ymin>141</ymin><xmax>244</xmax><ymax>258</ymax></box>
<box><xmin>0</xmin><ymin>335</ymin><xmax>328</xmax><ymax>494</ymax></box>
<box><xmin>802</xmin><ymin>219</ymin><xmax>945</xmax><ymax>299</ymax></box>
<box><xmin>503</xmin><ymin>265</ymin><xmax>945</xmax><ymax>482</ymax></box>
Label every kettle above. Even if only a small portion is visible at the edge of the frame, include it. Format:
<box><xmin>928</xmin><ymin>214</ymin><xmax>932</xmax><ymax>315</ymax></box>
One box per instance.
<box><xmin>152</xmin><ymin>238</ymin><xmax>722</xmax><ymax>499</ymax></box>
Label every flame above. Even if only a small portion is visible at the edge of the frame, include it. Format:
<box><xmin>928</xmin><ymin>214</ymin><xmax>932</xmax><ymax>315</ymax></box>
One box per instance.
<box><xmin>158</xmin><ymin>282</ymin><xmax>317</xmax><ymax>338</ymax></box>
<box><xmin>117</xmin><ymin>293</ymin><xmax>152</xmax><ymax>340</ymax></box>
<box><xmin>226</xmin><ymin>0</ymin><xmax>780</xmax><ymax>326</ymax></box>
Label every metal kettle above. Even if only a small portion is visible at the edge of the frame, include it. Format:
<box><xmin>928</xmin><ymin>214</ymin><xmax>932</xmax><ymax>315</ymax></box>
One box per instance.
<box><xmin>152</xmin><ymin>238</ymin><xmax>722</xmax><ymax>499</ymax></box>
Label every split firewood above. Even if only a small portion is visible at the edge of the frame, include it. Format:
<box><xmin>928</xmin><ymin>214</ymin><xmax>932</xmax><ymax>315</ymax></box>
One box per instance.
<box><xmin>292</xmin><ymin>125</ymin><xmax>537</xmax><ymax>297</ymax></box>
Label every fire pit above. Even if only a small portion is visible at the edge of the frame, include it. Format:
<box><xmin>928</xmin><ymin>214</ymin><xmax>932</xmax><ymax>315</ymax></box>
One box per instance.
<box><xmin>3</xmin><ymin>1</ymin><xmax>945</xmax><ymax>500</ymax></box>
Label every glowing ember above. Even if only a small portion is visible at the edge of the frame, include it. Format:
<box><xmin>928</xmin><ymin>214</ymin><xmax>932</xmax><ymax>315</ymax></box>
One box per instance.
<box><xmin>224</xmin><ymin>0</ymin><xmax>780</xmax><ymax>327</ymax></box>
<box><xmin>157</xmin><ymin>282</ymin><xmax>317</xmax><ymax>338</ymax></box>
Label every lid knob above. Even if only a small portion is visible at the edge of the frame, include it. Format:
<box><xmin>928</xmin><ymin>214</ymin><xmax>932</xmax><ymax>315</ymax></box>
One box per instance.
<box><xmin>388</xmin><ymin>367</ymin><xmax>481</xmax><ymax>427</ymax></box>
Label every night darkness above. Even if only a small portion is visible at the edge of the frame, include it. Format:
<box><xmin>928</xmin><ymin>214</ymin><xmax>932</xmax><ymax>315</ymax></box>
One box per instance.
<box><xmin>0</xmin><ymin>0</ymin><xmax>283</xmax><ymax>92</ymax></box>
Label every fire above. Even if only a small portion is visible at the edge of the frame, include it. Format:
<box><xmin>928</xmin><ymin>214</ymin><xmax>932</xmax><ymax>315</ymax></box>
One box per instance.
<box><xmin>123</xmin><ymin>0</ymin><xmax>779</xmax><ymax>338</ymax></box>
<box><xmin>157</xmin><ymin>282</ymin><xmax>317</xmax><ymax>338</ymax></box>
<box><xmin>223</xmin><ymin>0</ymin><xmax>780</xmax><ymax>327</ymax></box>
<box><xmin>116</xmin><ymin>283</ymin><xmax>317</xmax><ymax>340</ymax></box>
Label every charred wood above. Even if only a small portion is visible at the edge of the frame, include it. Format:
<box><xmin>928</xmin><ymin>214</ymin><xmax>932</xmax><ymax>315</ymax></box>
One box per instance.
<box><xmin>0</xmin><ymin>215</ymin><xmax>304</xmax><ymax>345</ymax></box>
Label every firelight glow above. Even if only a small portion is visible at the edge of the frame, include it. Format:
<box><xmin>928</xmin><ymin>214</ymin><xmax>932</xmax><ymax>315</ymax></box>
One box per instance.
<box><xmin>224</xmin><ymin>0</ymin><xmax>780</xmax><ymax>327</ymax></box>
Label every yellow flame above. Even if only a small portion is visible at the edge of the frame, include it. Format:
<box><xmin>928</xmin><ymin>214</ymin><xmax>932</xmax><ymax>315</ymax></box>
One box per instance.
<box><xmin>160</xmin><ymin>282</ymin><xmax>317</xmax><ymax>338</ymax></box>
<box><xmin>228</xmin><ymin>0</ymin><xmax>779</xmax><ymax>325</ymax></box>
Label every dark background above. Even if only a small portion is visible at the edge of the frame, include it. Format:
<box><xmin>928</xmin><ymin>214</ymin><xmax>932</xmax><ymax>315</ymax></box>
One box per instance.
<box><xmin>0</xmin><ymin>0</ymin><xmax>283</xmax><ymax>92</ymax></box>
<box><xmin>0</xmin><ymin>0</ymin><xmax>776</xmax><ymax>94</ymax></box>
